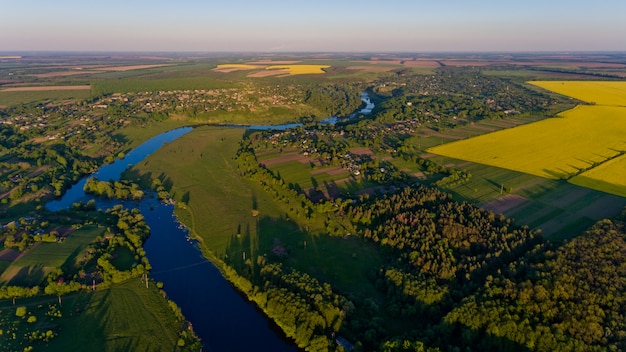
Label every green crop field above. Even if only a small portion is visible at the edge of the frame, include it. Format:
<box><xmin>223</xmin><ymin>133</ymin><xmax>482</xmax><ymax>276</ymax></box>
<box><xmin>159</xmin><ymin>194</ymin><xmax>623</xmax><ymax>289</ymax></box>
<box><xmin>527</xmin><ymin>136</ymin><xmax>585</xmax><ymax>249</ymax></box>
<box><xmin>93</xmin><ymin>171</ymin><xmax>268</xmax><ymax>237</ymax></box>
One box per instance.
<box><xmin>0</xmin><ymin>226</ymin><xmax>104</xmax><ymax>285</ymax></box>
<box><xmin>0</xmin><ymin>279</ymin><xmax>187</xmax><ymax>352</ymax></box>
<box><xmin>0</xmin><ymin>89</ymin><xmax>92</xmax><ymax>106</ymax></box>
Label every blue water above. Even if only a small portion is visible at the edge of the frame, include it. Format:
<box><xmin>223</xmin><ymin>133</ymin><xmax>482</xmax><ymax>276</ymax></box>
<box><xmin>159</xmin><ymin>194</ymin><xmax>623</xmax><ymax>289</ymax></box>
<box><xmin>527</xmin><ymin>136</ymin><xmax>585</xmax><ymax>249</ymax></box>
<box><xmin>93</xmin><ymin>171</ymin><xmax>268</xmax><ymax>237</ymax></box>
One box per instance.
<box><xmin>45</xmin><ymin>127</ymin><xmax>297</xmax><ymax>351</ymax></box>
<box><xmin>44</xmin><ymin>92</ymin><xmax>375</xmax><ymax>350</ymax></box>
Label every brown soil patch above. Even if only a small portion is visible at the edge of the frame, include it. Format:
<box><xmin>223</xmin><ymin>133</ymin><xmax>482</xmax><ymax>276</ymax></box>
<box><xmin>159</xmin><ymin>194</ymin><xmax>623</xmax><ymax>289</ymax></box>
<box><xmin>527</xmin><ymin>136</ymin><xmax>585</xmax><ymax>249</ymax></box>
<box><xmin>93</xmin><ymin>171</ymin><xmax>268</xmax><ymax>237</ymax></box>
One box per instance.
<box><xmin>311</xmin><ymin>166</ymin><xmax>348</xmax><ymax>176</ymax></box>
<box><xmin>412</xmin><ymin>171</ymin><xmax>426</xmax><ymax>179</ymax></box>
<box><xmin>349</xmin><ymin>147</ymin><xmax>374</xmax><ymax>156</ymax></box>
<box><xmin>457</xmin><ymin>161</ymin><xmax>473</xmax><ymax>168</ymax></box>
<box><xmin>420</xmin><ymin>153</ymin><xmax>437</xmax><ymax>159</ymax></box>
<box><xmin>27</xmin><ymin>166</ymin><xmax>50</xmax><ymax>178</ymax></box>
<box><xmin>259</xmin><ymin>152</ymin><xmax>311</xmax><ymax>167</ymax></box>
<box><xmin>0</xmin><ymin>105</ymin><xmax>7</xmax><ymax>109</ymax></box>
<box><xmin>402</xmin><ymin>60</ymin><xmax>442</xmax><ymax>68</ymax></box>
<box><xmin>1</xmin><ymin>85</ymin><xmax>91</xmax><ymax>92</ymax></box>
<box><xmin>481</xmin><ymin>194</ymin><xmax>529</xmax><ymax>214</ymax></box>
<box><xmin>92</xmin><ymin>64</ymin><xmax>172</xmax><ymax>71</ymax></box>
<box><xmin>247</xmin><ymin>70</ymin><xmax>290</xmax><ymax>78</ymax></box>
<box><xmin>0</xmin><ymin>249</ymin><xmax>21</xmax><ymax>261</ymax></box>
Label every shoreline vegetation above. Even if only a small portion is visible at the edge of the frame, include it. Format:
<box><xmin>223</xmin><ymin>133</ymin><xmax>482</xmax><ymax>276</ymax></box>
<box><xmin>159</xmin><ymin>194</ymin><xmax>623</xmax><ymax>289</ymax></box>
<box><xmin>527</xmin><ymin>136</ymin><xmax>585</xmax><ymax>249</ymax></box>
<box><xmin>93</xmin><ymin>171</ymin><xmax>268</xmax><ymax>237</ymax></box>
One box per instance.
<box><xmin>2</xmin><ymin>53</ymin><xmax>626</xmax><ymax>351</ymax></box>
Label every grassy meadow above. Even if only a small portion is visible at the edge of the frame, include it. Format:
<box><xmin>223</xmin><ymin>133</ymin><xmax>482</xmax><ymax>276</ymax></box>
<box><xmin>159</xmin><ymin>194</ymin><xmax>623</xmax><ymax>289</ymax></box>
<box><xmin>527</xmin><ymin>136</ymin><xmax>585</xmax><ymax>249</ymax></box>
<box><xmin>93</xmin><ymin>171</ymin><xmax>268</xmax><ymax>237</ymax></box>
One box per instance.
<box><xmin>125</xmin><ymin>126</ymin><xmax>383</xmax><ymax>296</ymax></box>
<box><xmin>0</xmin><ymin>279</ymin><xmax>188</xmax><ymax>352</ymax></box>
<box><xmin>0</xmin><ymin>89</ymin><xmax>92</xmax><ymax>106</ymax></box>
<box><xmin>0</xmin><ymin>226</ymin><xmax>104</xmax><ymax>286</ymax></box>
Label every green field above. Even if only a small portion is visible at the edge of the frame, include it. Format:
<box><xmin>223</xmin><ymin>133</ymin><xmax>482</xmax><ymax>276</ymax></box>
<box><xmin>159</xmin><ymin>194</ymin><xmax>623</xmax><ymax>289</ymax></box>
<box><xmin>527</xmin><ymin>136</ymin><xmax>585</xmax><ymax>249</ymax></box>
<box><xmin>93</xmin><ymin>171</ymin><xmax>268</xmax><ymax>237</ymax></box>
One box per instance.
<box><xmin>126</xmin><ymin>126</ymin><xmax>383</xmax><ymax>295</ymax></box>
<box><xmin>0</xmin><ymin>89</ymin><xmax>92</xmax><ymax>106</ymax></box>
<box><xmin>0</xmin><ymin>279</ymin><xmax>191</xmax><ymax>352</ymax></box>
<box><xmin>0</xmin><ymin>225</ymin><xmax>104</xmax><ymax>285</ymax></box>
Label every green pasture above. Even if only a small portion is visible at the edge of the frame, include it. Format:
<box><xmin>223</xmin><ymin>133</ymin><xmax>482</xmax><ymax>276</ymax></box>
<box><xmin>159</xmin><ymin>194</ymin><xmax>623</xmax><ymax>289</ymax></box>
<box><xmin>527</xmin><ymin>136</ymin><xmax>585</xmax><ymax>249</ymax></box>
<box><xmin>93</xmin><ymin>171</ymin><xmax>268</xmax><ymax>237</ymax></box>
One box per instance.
<box><xmin>270</xmin><ymin>161</ymin><xmax>350</xmax><ymax>190</ymax></box>
<box><xmin>127</xmin><ymin>126</ymin><xmax>383</xmax><ymax>297</ymax></box>
<box><xmin>431</xmin><ymin>155</ymin><xmax>626</xmax><ymax>240</ymax></box>
<box><xmin>0</xmin><ymin>279</ymin><xmax>187</xmax><ymax>352</ymax></box>
<box><xmin>0</xmin><ymin>225</ymin><xmax>103</xmax><ymax>286</ymax></box>
<box><xmin>0</xmin><ymin>89</ymin><xmax>92</xmax><ymax>106</ymax></box>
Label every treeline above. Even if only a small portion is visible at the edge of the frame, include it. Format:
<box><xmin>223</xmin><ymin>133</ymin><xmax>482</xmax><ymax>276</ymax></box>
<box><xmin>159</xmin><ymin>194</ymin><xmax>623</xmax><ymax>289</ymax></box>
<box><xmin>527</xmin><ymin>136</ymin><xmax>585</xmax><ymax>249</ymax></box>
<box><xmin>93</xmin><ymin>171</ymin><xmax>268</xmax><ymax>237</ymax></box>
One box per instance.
<box><xmin>304</xmin><ymin>83</ymin><xmax>364</xmax><ymax>117</ymax></box>
<box><xmin>249</xmin><ymin>262</ymin><xmax>351</xmax><ymax>351</ymax></box>
<box><xmin>347</xmin><ymin>187</ymin><xmax>538</xmax><ymax>312</ymax></box>
<box><xmin>441</xmin><ymin>214</ymin><xmax>626</xmax><ymax>352</ymax></box>
<box><xmin>84</xmin><ymin>177</ymin><xmax>144</xmax><ymax>200</ymax></box>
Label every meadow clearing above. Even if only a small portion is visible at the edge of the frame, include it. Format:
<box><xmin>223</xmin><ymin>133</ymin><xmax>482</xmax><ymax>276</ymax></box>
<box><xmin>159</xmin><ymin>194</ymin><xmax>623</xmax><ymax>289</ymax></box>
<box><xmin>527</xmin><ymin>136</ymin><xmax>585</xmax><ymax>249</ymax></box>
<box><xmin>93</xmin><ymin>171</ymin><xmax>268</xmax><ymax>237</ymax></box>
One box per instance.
<box><xmin>0</xmin><ymin>279</ymin><xmax>187</xmax><ymax>352</ymax></box>
<box><xmin>0</xmin><ymin>226</ymin><xmax>104</xmax><ymax>286</ymax></box>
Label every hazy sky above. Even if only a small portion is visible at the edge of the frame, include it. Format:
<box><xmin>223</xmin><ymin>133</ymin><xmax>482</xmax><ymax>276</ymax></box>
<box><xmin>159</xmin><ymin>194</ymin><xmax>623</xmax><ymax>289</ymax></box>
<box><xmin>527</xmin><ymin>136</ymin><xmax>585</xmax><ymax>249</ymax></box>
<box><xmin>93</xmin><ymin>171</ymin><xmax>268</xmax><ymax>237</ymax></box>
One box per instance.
<box><xmin>2</xmin><ymin>0</ymin><xmax>626</xmax><ymax>52</ymax></box>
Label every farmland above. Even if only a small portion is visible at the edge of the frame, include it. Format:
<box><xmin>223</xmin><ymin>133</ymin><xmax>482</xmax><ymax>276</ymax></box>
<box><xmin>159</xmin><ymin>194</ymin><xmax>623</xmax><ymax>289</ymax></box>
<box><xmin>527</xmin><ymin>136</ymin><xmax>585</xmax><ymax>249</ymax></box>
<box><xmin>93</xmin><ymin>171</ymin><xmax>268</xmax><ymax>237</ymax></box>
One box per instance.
<box><xmin>2</xmin><ymin>53</ymin><xmax>626</xmax><ymax>351</ymax></box>
<box><xmin>428</xmin><ymin>105</ymin><xmax>626</xmax><ymax>197</ymax></box>
<box><xmin>529</xmin><ymin>80</ymin><xmax>626</xmax><ymax>106</ymax></box>
<box><xmin>0</xmin><ymin>279</ymin><xmax>195</xmax><ymax>352</ymax></box>
<box><xmin>0</xmin><ymin>226</ymin><xmax>104</xmax><ymax>286</ymax></box>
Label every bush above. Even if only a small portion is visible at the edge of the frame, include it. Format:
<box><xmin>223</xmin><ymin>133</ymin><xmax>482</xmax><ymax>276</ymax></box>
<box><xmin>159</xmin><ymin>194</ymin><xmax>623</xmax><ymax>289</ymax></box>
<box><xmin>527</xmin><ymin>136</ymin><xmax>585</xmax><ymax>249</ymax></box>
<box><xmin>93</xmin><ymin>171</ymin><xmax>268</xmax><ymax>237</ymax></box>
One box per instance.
<box><xmin>15</xmin><ymin>306</ymin><xmax>27</xmax><ymax>317</ymax></box>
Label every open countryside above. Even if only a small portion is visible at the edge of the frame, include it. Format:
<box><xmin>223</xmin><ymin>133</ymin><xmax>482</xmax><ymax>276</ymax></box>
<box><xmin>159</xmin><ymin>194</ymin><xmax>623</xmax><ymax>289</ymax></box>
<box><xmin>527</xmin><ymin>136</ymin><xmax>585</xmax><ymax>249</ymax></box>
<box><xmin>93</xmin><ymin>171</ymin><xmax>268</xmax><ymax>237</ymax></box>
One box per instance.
<box><xmin>428</xmin><ymin>81</ymin><xmax>626</xmax><ymax>197</ymax></box>
<box><xmin>2</xmin><ymin>51</ymin><xmax>626</xmax><ymax>352</ymax></box>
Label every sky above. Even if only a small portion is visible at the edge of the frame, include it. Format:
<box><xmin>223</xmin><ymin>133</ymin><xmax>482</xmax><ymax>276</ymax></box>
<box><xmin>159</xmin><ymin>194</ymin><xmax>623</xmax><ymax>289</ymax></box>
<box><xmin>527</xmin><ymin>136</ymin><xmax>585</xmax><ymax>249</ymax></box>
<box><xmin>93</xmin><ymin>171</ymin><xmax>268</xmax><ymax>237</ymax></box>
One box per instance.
<box><xmin>2</xmin><ymin>0</ymin><xmax>626</xmax><ymax>52</ymax></box>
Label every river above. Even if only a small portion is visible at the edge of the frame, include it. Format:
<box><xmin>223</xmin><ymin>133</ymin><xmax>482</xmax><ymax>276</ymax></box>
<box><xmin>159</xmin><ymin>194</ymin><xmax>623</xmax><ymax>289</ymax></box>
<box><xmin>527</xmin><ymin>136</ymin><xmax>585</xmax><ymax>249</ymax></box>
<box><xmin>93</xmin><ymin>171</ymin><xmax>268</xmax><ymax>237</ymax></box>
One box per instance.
<box><xmin>45</xmin><ymin>92</ymin><xmax>374</xmax><ymax>351</ymax></box>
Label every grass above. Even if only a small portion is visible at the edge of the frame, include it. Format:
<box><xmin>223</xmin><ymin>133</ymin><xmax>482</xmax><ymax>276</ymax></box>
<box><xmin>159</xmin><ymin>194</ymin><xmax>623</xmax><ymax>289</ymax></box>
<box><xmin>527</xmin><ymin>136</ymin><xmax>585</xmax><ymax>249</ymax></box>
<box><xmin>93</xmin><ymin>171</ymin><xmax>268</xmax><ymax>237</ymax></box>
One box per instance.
<box><xmin>0</xmin><ymin>279</ymin><xmax>185</xmax><ymax>352</ymax></box>
<box><xmin>425</xmin><ymin>154</ymin><xmax>626</xmax><ymax>240</ymax></box>
<box><xmin>126</xmin><ymin>126</ymin><xmax>383</xmax><ymax>297</ymax></box>
<box><xmin>0</xmin><ymin>90</ymin><xmax>92</xmax><ymax>106</ymax></box>
<box><xmin>0</xmin><ymin>225</ymin><xmax>104</xmax><ymax>286</ymax></box>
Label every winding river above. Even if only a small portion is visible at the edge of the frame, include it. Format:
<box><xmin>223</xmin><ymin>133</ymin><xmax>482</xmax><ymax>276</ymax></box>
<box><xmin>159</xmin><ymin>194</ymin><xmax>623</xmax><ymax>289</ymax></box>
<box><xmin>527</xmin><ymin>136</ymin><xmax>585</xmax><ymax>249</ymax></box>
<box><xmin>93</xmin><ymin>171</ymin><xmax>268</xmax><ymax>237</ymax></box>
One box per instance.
<box><xmin>44</xmin><ymin>93</ymin><xmax>374</xmax><ymax>351</ymax></box>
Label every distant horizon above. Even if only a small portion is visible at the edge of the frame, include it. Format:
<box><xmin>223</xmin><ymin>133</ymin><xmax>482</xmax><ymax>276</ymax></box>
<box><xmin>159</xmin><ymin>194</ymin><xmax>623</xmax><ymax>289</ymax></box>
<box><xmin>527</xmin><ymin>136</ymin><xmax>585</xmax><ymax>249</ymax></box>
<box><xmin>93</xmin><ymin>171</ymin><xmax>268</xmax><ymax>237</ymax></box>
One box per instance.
<box><xmin>2</xmin><ymin>0</ymin><xmax>626</xmax><ymax>53</ymax></box>
<box><xmin>3</xmin><ymin>50</ymin><xmax>626</xmax><ymax>56</ymax></box>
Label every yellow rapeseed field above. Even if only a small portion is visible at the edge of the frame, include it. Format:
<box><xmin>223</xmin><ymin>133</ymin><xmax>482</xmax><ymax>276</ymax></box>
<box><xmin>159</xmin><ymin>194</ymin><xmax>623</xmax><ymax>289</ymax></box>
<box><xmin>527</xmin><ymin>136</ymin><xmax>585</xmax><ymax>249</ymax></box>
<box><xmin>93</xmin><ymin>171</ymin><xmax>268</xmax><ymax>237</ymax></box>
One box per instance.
<box><xmin>428</xmin><ymin>105</ymin><xmax>626</xmax><ymax>179</ymax></box>
<box><xmin>428</xmin><ymin>81</ymin><xmax>626</xmax><ymax>196</ymax></box>
<box><xmin>570</xmin><ymin>154</ymin><xmax>626</xmax><ymax>197</ymax></box>
<box><xmin>266</xmin><ymin>65</ymin><xmax>330</xmax><ymax>75</ymax></box>
<box><xmin>530</xmin><ymin>81</ymin><xmax>626</xmax><ymax>106</ymax></box>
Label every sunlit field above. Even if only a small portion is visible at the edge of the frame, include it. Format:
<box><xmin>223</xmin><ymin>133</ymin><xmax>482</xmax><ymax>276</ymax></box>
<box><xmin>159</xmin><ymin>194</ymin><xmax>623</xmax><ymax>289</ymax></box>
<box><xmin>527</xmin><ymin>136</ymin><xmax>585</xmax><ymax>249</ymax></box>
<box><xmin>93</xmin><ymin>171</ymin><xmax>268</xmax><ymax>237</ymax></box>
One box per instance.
<box><xmin>428</xmin><ymin>105</ymin><xmax>626</xmax><ymax>178</ymax></box>
<box><xmin>266</xmin><ymin>64</ymin><xmax>330</xmax><ymax>75</ymax></box>
<box><xmin>529</xmin><ymin>81</ymin><xmax>626</xmax><ymax>106</ymax></box>
<box><xmin>429</xmin><ymin>81</ymin><xmax>626</xmax><ymax>197</ymax></box>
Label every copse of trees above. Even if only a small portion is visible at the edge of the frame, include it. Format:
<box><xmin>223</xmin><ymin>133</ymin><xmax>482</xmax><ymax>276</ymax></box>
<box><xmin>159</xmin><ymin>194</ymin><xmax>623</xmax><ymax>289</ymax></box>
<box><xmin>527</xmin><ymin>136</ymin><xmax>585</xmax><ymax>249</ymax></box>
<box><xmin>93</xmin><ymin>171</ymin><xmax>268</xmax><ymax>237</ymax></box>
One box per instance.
<box><xmin>440</xmin><ymin>215</ymin><xmax>626</xmax><ymax>352</ymax></box>
<box><xmin>84</xmin><ymin>177</ymin><xmax>144</xmax><ymax>200</ymax></box>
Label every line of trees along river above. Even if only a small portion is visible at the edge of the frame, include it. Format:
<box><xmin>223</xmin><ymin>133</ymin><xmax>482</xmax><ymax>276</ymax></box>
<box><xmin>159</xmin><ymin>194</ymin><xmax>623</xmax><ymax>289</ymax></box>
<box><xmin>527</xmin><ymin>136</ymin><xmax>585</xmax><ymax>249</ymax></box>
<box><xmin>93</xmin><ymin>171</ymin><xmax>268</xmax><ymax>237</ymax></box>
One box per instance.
<box><xmin>46</xmin><ymin>127</ymin><xmax>298</xmax><ymax>351</ymax></box>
